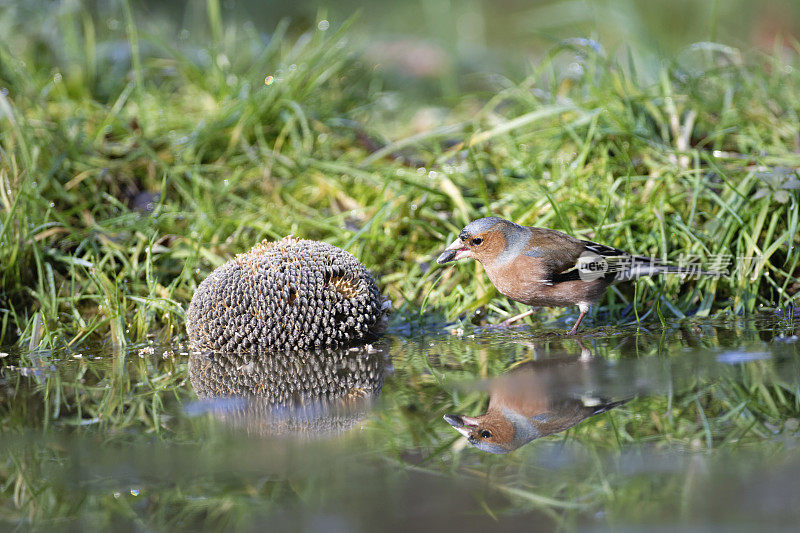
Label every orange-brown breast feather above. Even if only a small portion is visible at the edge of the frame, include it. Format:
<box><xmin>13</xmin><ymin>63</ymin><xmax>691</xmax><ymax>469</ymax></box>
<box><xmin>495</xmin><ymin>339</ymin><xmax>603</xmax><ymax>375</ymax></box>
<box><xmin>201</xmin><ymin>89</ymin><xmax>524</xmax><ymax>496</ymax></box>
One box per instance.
<box><xmin>486</xmin><ymin>367</ymin><xmax>606</xmax><ymax>438</ymax></box>
<box><xmin>487</xmin><ymin>369</ymin><xmax>550</xmax><ymax>418</ymax></box>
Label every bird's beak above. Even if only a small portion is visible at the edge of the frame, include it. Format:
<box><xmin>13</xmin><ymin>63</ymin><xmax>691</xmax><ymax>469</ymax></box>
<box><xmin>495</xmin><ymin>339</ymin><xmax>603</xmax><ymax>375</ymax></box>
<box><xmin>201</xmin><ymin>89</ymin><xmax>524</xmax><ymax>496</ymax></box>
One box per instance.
<box><xmin>443</xmin><ymin>413</ymin><xmax>480</xmax><ymax>438</ymax></box>
<box><xmin>437</xmin><ymin>238</ymin><xmax>470</xmax><ymax>264</ymax></box>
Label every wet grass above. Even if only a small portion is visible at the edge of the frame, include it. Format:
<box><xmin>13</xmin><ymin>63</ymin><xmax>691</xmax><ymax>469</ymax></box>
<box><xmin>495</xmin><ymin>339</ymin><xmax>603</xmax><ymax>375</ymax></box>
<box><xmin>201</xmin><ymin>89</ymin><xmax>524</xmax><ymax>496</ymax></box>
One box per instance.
<box><xmin>0</xmin><ymin>2</ymin><xmax>799</xmax><ymax>349</ymax></box>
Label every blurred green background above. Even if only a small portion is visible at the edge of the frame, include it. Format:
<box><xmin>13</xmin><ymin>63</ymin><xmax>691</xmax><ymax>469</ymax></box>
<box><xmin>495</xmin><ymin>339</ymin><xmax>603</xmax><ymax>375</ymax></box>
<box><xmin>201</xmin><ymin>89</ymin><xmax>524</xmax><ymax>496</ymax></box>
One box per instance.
<box><xmin>146</xmin><ymin>0</ymin><xmax>800</xmax><ymax>56</ymax></box>
<box><xmin>10</xmin><ymin>0</ymin><xmax>800</xmax><ymax>92</ymax></box>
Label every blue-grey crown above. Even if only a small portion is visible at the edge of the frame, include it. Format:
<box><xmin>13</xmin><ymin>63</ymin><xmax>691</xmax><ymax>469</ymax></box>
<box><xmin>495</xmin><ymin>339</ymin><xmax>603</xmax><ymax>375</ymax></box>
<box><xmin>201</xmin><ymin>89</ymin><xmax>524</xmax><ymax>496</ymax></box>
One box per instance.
<box><xmin>459</xmin><ymin>217</ymin><xmax>512</xmax><ymax>240</ymax></box>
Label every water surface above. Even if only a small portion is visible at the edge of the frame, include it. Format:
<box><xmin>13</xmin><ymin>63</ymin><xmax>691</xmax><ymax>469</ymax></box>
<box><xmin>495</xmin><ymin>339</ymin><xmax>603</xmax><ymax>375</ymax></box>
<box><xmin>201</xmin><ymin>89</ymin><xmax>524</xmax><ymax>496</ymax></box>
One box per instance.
<box><xmin>1</xmin><ymin>316</ymin><xmax>798</xmax><ymax>530</ymax></box>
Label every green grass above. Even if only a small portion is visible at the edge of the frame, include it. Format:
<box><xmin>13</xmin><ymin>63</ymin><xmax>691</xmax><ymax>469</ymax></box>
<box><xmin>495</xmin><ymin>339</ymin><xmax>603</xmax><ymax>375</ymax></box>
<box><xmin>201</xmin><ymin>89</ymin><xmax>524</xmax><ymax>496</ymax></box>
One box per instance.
<box><xmin>0</xmin><ymin>2</ymin><xmax>799</xmax><ymax>348</ymax></box>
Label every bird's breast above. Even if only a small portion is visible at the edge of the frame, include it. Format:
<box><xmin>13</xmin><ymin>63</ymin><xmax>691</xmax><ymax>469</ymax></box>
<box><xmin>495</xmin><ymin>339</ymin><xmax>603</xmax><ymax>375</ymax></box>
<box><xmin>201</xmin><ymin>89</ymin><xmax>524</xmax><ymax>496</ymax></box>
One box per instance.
<box><xmin>483</xmin><ymin>258</ymin><xmax>558</xmax><ymax>305</ymax></box>
<box><xmin>485</xmin><ymin>258</ymin><xmax>607</xmax><ymax>308</ymax></box>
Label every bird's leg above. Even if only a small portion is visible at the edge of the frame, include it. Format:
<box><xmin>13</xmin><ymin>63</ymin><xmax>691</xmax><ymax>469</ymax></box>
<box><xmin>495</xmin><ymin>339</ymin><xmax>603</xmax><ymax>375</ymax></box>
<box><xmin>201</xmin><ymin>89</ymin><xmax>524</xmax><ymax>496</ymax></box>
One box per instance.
<box><xmin>567</xmin><ymin>304</ymin><xmax>589</xmax><ymax>335</ymax></box>
<box><xmin>576</xmin><ymin>339</ymin><xmax>592</xmax><ymax>361</ymax></box>
<box><xmin>500</xmin><ymin>308</ymin><xmax>535</xmax><ymax>327</ymax></box>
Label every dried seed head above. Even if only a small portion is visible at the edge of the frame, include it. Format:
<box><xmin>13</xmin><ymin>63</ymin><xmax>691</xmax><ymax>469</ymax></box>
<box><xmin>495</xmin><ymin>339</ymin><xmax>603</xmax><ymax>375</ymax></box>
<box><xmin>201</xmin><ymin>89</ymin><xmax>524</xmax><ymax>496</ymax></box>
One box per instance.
<box><xmin>187</xmin><ymin>237</ymin><xmax>389</xmax><ymax>353</ymax></box>
<box><xmin>329</xmin><ymin>275</ymin><xmax>360</xmax><ymax>298</ymax></box>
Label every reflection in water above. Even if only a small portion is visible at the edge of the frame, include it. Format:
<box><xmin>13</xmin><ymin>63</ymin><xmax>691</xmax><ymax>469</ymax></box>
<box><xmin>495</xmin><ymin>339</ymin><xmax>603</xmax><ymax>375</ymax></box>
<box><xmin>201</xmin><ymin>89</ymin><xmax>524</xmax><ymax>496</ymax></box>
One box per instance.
<box><xmin>188</xmin><ymin>343</ymin><xmax>390</xmax><ymax>437</ymax></box>
<box><xmin>445</xmin><ymin>345</ymin><xmax>630</xmax><ymax>454</ymax></box>
<box><xmin>1</xmin><ymin>318</ymin><xmax>797</xmax><ymax>528</ymax></box>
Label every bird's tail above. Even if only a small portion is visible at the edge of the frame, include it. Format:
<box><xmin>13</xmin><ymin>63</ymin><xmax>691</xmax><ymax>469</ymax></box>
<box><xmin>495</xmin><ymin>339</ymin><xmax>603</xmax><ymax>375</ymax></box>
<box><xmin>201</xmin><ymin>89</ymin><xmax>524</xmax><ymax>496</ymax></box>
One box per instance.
<box><xmin>613</xmin><ymin>255</ymin><xmax>726</xmax><ymax>282</ymax></box>
<box><xmin>578</xmin><ymin>241</ymin><xmax>727</xmax><ymax>283</ymax></box>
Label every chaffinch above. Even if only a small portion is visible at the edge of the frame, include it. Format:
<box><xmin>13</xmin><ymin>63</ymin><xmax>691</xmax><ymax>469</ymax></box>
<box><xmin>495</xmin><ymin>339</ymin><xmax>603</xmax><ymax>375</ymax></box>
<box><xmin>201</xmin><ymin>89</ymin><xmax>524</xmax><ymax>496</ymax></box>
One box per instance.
<box><xmin>437</xmin><ymin>216</ymin><xmax>719</xmax><ymax>334</ymax></box>
<box><xmin>444</xmin><ymin>354</ymin><xmax>627</xmax><ymax>454</ymax></box>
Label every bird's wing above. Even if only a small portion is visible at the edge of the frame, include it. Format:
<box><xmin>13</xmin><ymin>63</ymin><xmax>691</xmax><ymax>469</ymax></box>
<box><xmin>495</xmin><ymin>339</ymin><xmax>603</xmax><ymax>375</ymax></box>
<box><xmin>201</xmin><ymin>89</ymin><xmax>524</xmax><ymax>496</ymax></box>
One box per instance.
<box><xmin>522</xmin><ymin>229</ymin><xmax>594</xmax><ymax>285</ymax></box>
<box><xmin>544</xmin><ymin>240</ymin><xmax>628</xmax><ymax>284</ymax></box>
<box><xmin>582</xmin><ymin>241</ymin><xmax>638</xmax><ymax>281</ymax></box>
<box><xmin>525</xmin><ymin>230</ymin><xmax>718</xmax><ymax>285</ymax></box>
<box><xmin>551</xmin><ymin>240</ymin><xmax>701</xmax><ymax>284</ymax></box>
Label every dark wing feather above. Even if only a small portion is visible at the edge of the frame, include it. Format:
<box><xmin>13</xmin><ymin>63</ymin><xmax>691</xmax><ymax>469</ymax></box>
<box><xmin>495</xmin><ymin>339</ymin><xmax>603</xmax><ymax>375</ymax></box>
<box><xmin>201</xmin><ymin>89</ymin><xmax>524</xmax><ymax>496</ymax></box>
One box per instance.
<box><xmin>581</xmin><ymin>241</ymin><xmax>629</xmax><ymax>258</ymax></box>
<box><xmin>547</xmin><ymin>240</ymin><xmax>628</xmax><ymax>284</ymax></box>
<box><xmin>587</xmin><ymin>397</ymin><xmax>631</xmax><ymax>414</ymax></box>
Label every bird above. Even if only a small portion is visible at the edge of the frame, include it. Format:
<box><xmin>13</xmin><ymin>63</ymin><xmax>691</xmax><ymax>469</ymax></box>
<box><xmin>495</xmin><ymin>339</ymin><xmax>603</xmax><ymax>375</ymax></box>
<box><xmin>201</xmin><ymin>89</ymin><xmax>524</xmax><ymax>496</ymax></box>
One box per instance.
<box><xmin>436</xmin><ymin>216</ymin><xmax>721</xmax><ymax>334</ymax></box>
<box><xmin>444</xmin><ymin>355</ymin><xmax>628</xmax><ymax>454</ymax></box>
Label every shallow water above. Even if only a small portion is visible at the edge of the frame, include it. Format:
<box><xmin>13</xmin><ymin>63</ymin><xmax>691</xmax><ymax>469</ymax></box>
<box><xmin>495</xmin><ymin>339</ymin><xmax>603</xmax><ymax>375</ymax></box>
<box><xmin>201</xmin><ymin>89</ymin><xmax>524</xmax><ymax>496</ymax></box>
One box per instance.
<box><xmin>1</xmin><ymin>316</ymin><xmax>799</xmax><ymax>530</ymax></box>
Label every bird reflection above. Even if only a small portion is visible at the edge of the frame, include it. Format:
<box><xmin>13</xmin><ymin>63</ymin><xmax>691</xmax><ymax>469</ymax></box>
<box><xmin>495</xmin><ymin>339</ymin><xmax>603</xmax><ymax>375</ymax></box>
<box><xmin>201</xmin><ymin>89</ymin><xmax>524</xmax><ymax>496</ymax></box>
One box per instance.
<box><xmin>188</xmin><ymin>343</ymin><xmax>389</xmax><ymax>438</ymax></box>
<box><xmin>444</xmin><ymin>345</ymin><xmax>628</xmax><ymax>454</ymax></box>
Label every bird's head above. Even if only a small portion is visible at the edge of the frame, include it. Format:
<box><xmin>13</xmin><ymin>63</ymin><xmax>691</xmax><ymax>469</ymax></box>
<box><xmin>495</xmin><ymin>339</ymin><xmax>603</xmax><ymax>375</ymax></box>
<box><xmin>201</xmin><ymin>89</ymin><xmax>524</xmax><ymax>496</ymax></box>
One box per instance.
<box><xmin>436</xmin><ymin>217</ymin><xmax>521</xmax><ymax>266</ymax></box>
<box><xmin>443</xmin><ymin>411</ymin><xmax>518</xmax><ymax>454</ymax></box>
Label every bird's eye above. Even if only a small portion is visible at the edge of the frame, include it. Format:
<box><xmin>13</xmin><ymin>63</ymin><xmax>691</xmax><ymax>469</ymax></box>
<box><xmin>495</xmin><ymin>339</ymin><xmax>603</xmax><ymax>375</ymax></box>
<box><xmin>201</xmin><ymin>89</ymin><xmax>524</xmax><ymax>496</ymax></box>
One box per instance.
<box><xmin>471</xmin><ymin>237</ymin><xmax>483</xmax><ymax>246</ymax></box>
<box><xmin>479</xmin><ymin>430</ymin><xmax>492</xmax><ymax>439</ymax></box>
